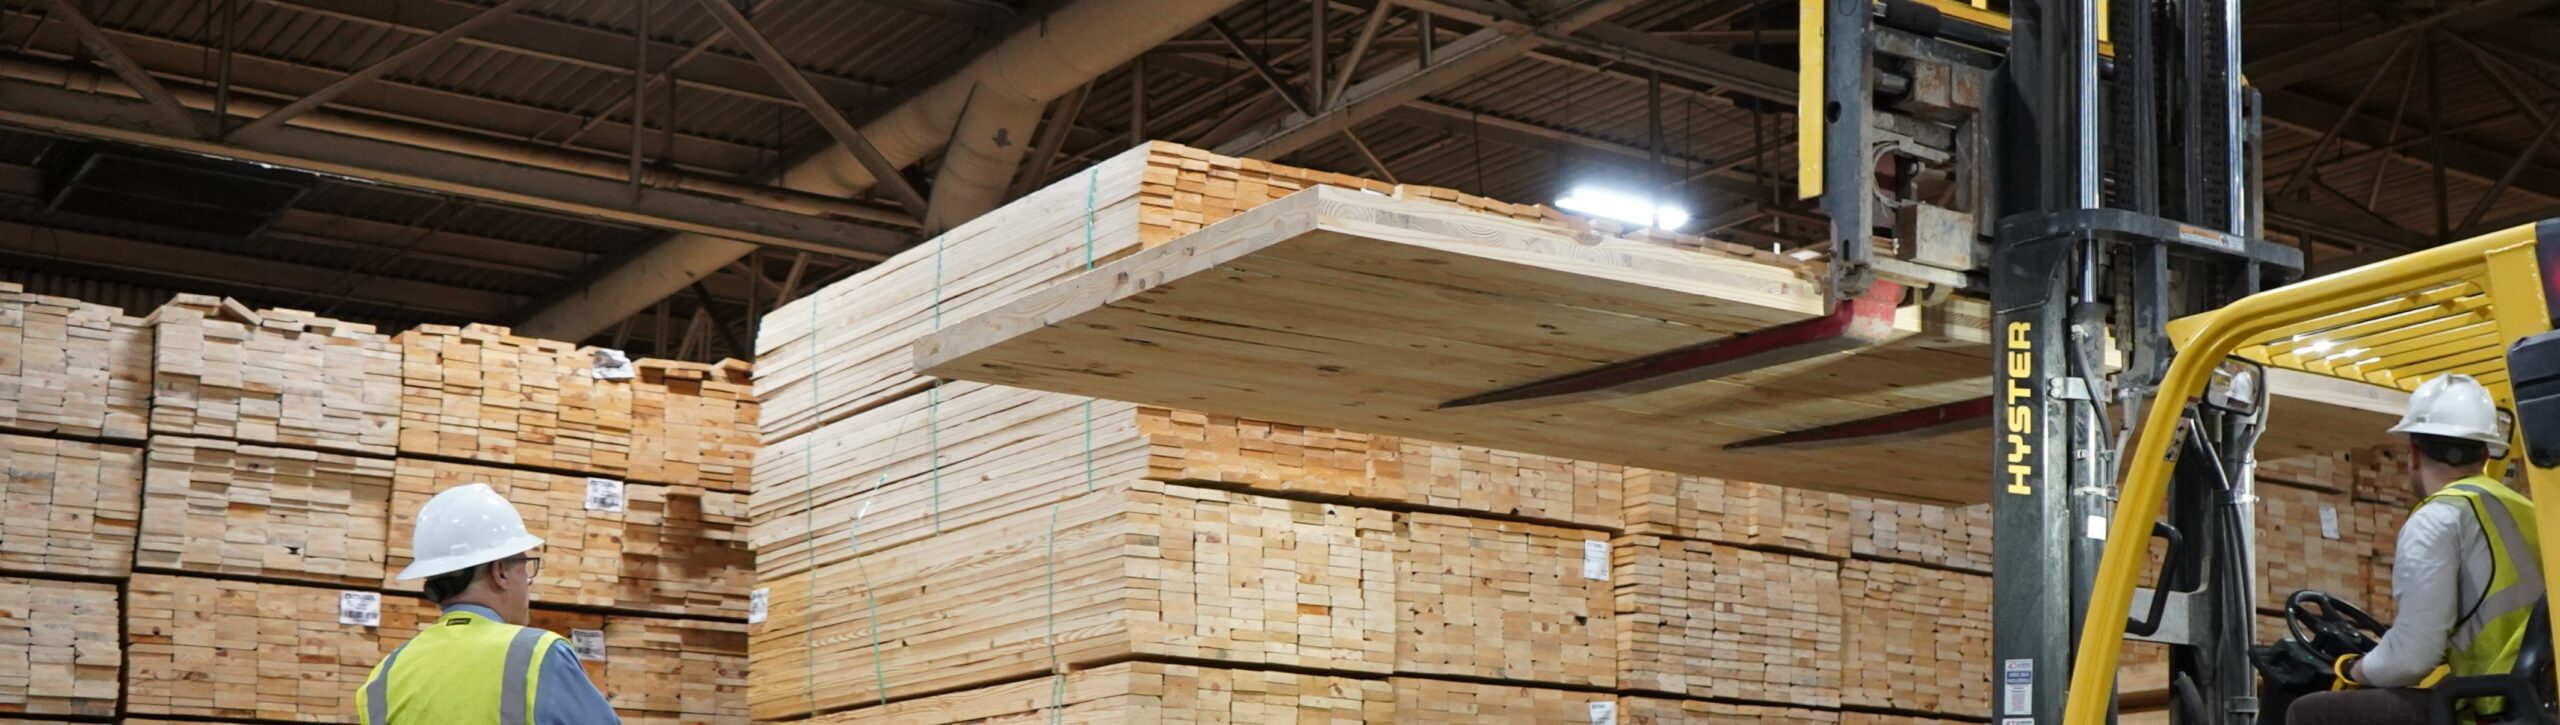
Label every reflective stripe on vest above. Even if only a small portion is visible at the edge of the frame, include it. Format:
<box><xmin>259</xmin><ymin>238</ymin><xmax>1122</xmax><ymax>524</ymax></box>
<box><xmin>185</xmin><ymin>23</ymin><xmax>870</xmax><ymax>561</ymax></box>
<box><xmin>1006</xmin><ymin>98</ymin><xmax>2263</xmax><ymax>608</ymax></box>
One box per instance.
<box><xmin>357</xmin><ymin>610</ymin><xmax>557</xmax><ymax>725</ymax></box>
<box><xmin>2420</xmin><ymin>476</ymin><xmax>2542</xmax><ymax>706</ymax></box>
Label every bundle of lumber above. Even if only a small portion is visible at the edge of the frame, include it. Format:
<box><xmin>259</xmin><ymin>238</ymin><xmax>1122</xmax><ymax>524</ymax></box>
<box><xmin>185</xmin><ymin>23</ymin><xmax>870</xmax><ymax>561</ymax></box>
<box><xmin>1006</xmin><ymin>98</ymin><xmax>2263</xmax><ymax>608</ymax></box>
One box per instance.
<box><xmin>1</xmin><ymin>433</ymin><xmax>141</xmax><ymax>577</ymax></box>
<box><xmin>2349</xmin><ymin>446</ymin><xmax>2419</xmax><ymax>507</ymax></box>
<box><xmin>1387</xmin><ymin>678</ymin><xmax>1617</xmax><ymax>722</ymax></box>
<box><xmin>1838</xmin><ymin>560</ymin><xmax>1992</xmax><ymax>716</ymax></box>
<box><xmin>2257</xmin><ymin>480</ymin><xmax>2373</xmax><ymax>611</ymax></box>
<box><xmin>398</xmin><ymin>323</ymin><xmax>633</xmax><ymax>477</ymax></box>
<box><xmin>138</xmin><ymin>435</ymin><xmax>394</xmax><ymax>585</ymax></box>
<box><xmin>0</xmin><ymin>282</ymin><xmax>151</xmax><ymax>440</ymax></box>
<box><xmin>796</xmin><ymin>662</ymin><xmax>1395</xmax><ymax>723</ymax></box>
<box><xmin>0</xmin><ymin>576</ymin><xmax>119</xmax><ymax>717</ymax></box>
<box><xmin>125</xmin><ymin>574</ymin><xmax>375</xmax><ymax>722</ymax></box>
<box><xmin>1614</xmin><ymin>535</ymin><xmax>1843</xmax><ymax>706</ymax></box>
<box><xmin>148</xmin><ymin>295</ymin><xmax>401</xmax><ymax>455</ymax></box>
<box><xmin>2360</xmin><ymin>500</ymin><xmax>2413</xmax><ymax>622</ymax></box>
<box><xmin>630</xmin><ymin>358</ymin><xmax>758</xmax><ymax>491</ymax></box>
<box><xmin>379</xmin><ymin>599</ymin><xmax>749</xmax><ymax>724</ymax></box>
<box><xmin>1622</xmin><ymin>469</ymin><xmax>1849</xmax><ymax>557</ymax></box>
<box><xmin>1146</xmin><ymin>405</ymin><xmax>1624</xmax><ymax>528</ymax></box>
<box><xmin>2261</xmin><ymin>448</ymin><xmax>2360</xmax><ymax>492</ymax></box>
<box><xmin>1848</xmin><ymin>497</ymin><xmax>1992</xmax><ymax>574</ymax></box>
<box><xmin>1395</xmin><ymin>513</ymin><xmax>1614</xmax><ymax>687</ymax></box>
<box><xmin>1619</xmin><ymin>697</ymin><xmax>1844</xmax><ymax>724</ymax></box>
<box><xmin>750</xmin><ymin>479</ymin><xmax>1398</xmax><ymax>719</ymax></box>
<box><xmin>386</xmin><ymin>458</ymin><xmax>751</xmax><ymax>617</ymax></box>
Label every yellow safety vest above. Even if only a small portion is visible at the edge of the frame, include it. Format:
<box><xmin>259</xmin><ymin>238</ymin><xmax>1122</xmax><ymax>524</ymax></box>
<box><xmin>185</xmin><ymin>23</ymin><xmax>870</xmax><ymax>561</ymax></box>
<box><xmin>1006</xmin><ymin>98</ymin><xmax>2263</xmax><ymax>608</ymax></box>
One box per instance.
<box><xmin>355</xmin><ymin>609</ymin><xmax>564</xmax><ymax>725</ymax></box>
<box><xmin>2421</xmin><ymin>476</ymin><xmax>2543</xmax><ymax>716</ymax></box>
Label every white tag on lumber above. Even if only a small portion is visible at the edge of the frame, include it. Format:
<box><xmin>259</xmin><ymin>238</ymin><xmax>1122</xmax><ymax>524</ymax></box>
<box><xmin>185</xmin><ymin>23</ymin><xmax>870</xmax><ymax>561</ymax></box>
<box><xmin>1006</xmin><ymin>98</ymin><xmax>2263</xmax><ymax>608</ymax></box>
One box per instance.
<box><xmin>1582</xmin><ymin>540</ymin><xmax>1610</xmax><ymax>580</ymax></box>
<box><xmin>585</xmin><ymin>478</ymin><xmax>626</xmax><ymax>513</ymax></box>
<box><xmin>571</xmin><ymin>628</ymin><xmax>607</xmax><ymax>661</ymax></box>
<box><xmin>1587</xmin><ymin>701</ymin><xmax>1616</xmax><ymax>725</ymax></box>
<box><xmin>748</xmin><ymin>588</ymin><xmax>769</xmax><ymax>624</ymax></box>
<box><xmin>591</xmin><ymin>348</ymin><xmax>635</xmax><ymax>380</ymax></box>
<box><xmin>2320</xmin><ymin>504</ymin><xmax>2340</xmax><ymax>540</ymax></box>
<box><xmin>339</xmin><ymin>591</ymin><xmax>381</xmax><ymax>627</ymax></box>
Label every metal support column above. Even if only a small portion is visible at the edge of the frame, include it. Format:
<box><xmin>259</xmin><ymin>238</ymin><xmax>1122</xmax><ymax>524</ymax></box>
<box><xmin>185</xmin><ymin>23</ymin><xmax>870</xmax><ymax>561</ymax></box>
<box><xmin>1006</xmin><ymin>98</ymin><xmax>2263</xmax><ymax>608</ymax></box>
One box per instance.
<box><xmin>1992</xmin><ymin>231</ymin><xmax>2083</xmax><ymax>725</ymax></box>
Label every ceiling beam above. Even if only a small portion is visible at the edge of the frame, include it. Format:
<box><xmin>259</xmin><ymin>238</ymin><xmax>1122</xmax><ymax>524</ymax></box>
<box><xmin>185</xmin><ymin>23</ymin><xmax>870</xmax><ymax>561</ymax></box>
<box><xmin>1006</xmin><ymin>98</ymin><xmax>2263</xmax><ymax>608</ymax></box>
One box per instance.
<box><xmin>2263</xmin><ymin>89</ymin><xmax>2560</xmax><ymax>207</ymax></box>
<box><xmin>2247</xmin><ymin>0</ymin><xmax>2556</xmax><ymax>92</ymax></box>
<box><xmin>0</xmin><ymin>76</ymin><xmax>908</xmax><ymax>259</ymax></box>
<box><xmin>689</xmin><ymin>0</ymin><xmax>931</xmax><ymax>218</ymax></box>
<box><xmin>231</xmin><ymin>0</ymin><xmax>539</xmax><ymax>139</ymax></box>
<box><xmin>0</xmin><ymin>218</ymin><xmax>520</xmax><ymax>319</ymax></box>
<box><xmin>40</xmin><ymin>0</ymin><xmax>207</xmax><ymax>137</ymax></box>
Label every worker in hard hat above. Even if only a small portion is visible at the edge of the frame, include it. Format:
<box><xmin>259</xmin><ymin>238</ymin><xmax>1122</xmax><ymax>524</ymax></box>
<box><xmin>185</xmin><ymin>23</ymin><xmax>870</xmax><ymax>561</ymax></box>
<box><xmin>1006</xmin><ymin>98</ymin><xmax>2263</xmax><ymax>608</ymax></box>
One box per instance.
<box><xmin>2289</xmin><ymin>374</ymin><xmax>2539</xmax><ymax>724</ymax></box>
<box><xmin>356</xmin><ymin>483</ymin><xmax>621</xmax><ymax>724</ymax></box>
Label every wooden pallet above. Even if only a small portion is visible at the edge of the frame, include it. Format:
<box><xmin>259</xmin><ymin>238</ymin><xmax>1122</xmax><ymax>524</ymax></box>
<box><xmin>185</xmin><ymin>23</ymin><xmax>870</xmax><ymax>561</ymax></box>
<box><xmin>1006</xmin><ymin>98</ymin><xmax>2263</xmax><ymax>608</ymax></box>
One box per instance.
<box><xmin>1620</xmin><ymin>697</ymin><xmax>1843</xmax><ymax>723</ymax></box>
<box><xmin>380</xmin><ymin>598</ymin><xmax>749</xmax><ymax>724</ymax></box>
<box><xmin>1396</xmin><ymin>513</ymin><xmax>1615</xmax><ymax>687</ymax></box>
<box><xmin>1838</xmin><ymin>560</ymin><xmax>1992</xmax><ymax>716</ymax></box>
<box><xmin>126</xmin><ymin>574</ymin><xmax>376</xmax><ymax>722</ymax></box>
<box><xmin>0</xmin><ymin>282</ymin><xmax>151</xmax><ymax>440</ymax></box>
<box><xmin>149</xmin><ymin>295</ymin><xmax>401</xmax><ymax>456</ymax></box>
<box><xmin>138</xmin><ymin>435</ymin><xmax>394</xmax><ymax>585</ymax></box>
<box><xmin>1622</xmin><ymin>469</ymin><xmax>1850</xmax><ymax>557</ymax></box>
<box><xmin>749</xmin><ymin>479</ymin><xmax>1400</xmax><ymax>720</ymax></box>
<box><xmin>0</xmin><ymin>576</ymin><xmax>119</xmax><ymax>717</ymax></box>
<box><xmin>1848</xmin><ymin>498</ymin><xmax>1992</xmax><ymax>575</ymax></box>
<box><xmin>1615</xmin><ymin>536</ymin><xmax>1843</xmax><ymax>706</ymax></box>
<box><xmin>0</xmin><ymin>433</ymin><xmax>141</xmax><ymax>577</ymax></box>
<box><xmin>630</xmin><ymin>358</ymin><xmax>758</xmax><ymax>491</ymax></box>
<box><xmin>386</xmin><ymin>458</ymin><xmax>752</xmax><ymax>618</ymax></box>
<box><xmin>397</xmin><ymin>323</ymin><xmax>634</xmax><ymax>477</ymax></box>
<box><xmin>795</xmin><ymin>661</ymin><xmax>1395</xmax><ymax>723</ymax></box>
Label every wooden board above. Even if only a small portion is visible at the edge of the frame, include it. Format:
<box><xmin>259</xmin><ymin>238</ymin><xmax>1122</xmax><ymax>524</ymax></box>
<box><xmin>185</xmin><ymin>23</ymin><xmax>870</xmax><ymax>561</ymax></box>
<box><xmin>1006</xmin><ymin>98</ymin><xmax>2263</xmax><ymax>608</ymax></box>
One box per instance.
<box><xmin>125</xmin><ymin>574</ymin><xmax>375</xmax><ymax>722</ymax></box>
<box><xmin>0</xmin><ymin>282</ymin><xmax>150</xmax><ymax>440</ymax></box>
<box><xmin>2360</xmin><ymin>500</ymin><xmax>2413</xmax><ymax>623</ymax></box>
<box><xmin>1387</xmin><ymin>678</ymin><xmax>1616</xmax><ymax>722</ymax></box>
<box><xmin>1838</xmin><ymin>560</ymin><xmax>1992</xmax><ymax>716</ymax></box>
<box><xmin>749</xmin><ymin>479</ymin><xmax>1397</xmax><ymax>720</ymax></box>
<box><xmin>1848</xmin><ymin>498</ymin><xmax>1992</xmax><ymax>575</ymax></box>
<box><xmin>138</xmin><ymin>435</ymin><xmax>394</xmax><ymax>585</ymax></box>
<box><xmin>380</xmin><ymin>599</ymin><xmax>749</xmax><ymax>724</ymax></box>
<box><xmin>630</xmin><ymin>357</ymin><xmax>758</xmax><ymax>491</ymax></box>
<box><xmin>0</xmin><ymin>433</ymin><xmax>141</xmax><ymax>577</ymax></box>
<box><xmin>386</xmin><ymin>458</ymin><xmax>752</xmax><ymax>617</ymax></box>
<box><xmin>2257</xmin><ymin>480</ymin><xmax>2374</xmax><ymax>613</ymax></box>
<box><xmin>0</xmin><ymin>577</ymin><xmax>119</xmax><ymax>717</ymax></box>
<box><xmin>149</xmin><ymin>295</ymin><xmax>402</xmax><ymax>456</ymax></box>
<box><xmin>792</xmin><ymin>661</ymin><xmax>1395</xmax><ymax>723</ymax></box>
<box><xmin>1622</xmin><ymin>468</ymin><xmax>1850</xmax><ymax>557</ymax></box>
<box><xmin>1395</xmin><ymin>513</ymin><xmax>1614</xmax><ymax>687</ymax></box>
<box><xmin>1618</xmin><ymin>697</ymin><xmax>1843</xmax><ymax>723</ymax></box>
<box><xmin>397</xmin><ymin>323</ymin><xmax>634</xmax><ymax>477</ymax></box>
<box><xmin>1614</xmin><ymin>536</ymin><xmax>1843</xmax><ymax>706</ymax></box>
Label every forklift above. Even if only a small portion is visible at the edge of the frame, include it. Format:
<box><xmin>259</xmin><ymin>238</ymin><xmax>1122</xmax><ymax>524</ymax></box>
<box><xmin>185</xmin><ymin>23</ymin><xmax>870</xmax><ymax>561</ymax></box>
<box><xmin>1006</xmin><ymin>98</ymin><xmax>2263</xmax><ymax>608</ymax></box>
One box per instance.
<box><xmin>1799</xmin><ymin>0</ymin><xmax>2560</xmax><ymax>722</ymax></box>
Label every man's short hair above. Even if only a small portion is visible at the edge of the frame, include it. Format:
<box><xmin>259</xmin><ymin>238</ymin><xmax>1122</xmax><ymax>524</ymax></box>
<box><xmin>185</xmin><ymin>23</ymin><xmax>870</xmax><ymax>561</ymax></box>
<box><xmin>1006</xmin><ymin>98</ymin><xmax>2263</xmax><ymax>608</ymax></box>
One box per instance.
<box><xmin>2413</xmin><ymin>433</ymin><xmax>2489</xmax><ymax>467</ymax></box>
<box><xmin>421</xmin><ymin>564</ymin><xmax>479</xmax><ymax>604</ymax></box>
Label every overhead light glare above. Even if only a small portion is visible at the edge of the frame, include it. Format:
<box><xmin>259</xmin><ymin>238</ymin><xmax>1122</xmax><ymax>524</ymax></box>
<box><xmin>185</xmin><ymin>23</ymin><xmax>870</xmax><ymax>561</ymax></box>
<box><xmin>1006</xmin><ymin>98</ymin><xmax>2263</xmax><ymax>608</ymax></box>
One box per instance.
<box><xmin>1557</xmin><ymin>186</ymin><xmax>1688</xmax><ymax>229</ymax></box>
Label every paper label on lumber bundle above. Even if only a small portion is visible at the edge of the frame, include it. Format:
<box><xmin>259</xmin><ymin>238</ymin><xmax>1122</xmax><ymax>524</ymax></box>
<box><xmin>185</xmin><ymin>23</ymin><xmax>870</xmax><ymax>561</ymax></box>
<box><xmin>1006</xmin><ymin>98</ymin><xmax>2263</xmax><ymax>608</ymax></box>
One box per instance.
<box><xmin>150</xmin><ymin>298</ymin><xmax>399</xmax><ymax>455</ymax></box>
<box><xmin>2257</xmin><ymin>481</ymin><xmax>2373</xmax><ymax>612</ymax></box>
<box><xmin>137</xmin><ymin>436</ymin><xmax>394</xmax><ymax>584</ymax></box>
<box><xmin>339</xmin><ymin>591</ymin><xmax>382</xmax><ymax>627</ymax></box>
<box><xmin>389</xmin><ymin>458</ymin><xmax>752</xmax><ymax>617</ymax></box>
<box><xmin>592</xmin><ymin>348</ymin><xmax>636</xmax><ymax>380</ymax></box>
<box><xmin>0</xmin><ymin>577</ymin><xmax>120</xmax><ymax>716</ymax></box>
<box><xmin>0</xmin><ymin>434</ymin><xmax>142</xmax><ymax>577</ymax></box>
<box><xmin>1615</xmin><ymin>536</ymin><xmax>1842</xmax><ymax>705</ymax></box>
<box><xmin>0</xmin><ymin>288</ymin><xmax>151</xmax><ymax>440</ymax></box>
<box><xmin>748</xmin><ymin>588</ymin><xmax>768</xmax><ymax>624</ymax></box>
<box><xmin>125</xmin><ymin>574</ymin><xmax>377</xmax><ymax>722</ymax></box>
<box><xmin>1589</xmin><ymin>701</ymin><xmax>1617</xmax><ymax>725</ymax></box>
<box><xmin>1397</xmin><ymin>513</ymin><xmax>1614</xmax><ymax>687</ymax></box>
<box><xmin>587</xmin><ymin>477</ymin><xmax>628</xmax><ymax>512</ymax></box>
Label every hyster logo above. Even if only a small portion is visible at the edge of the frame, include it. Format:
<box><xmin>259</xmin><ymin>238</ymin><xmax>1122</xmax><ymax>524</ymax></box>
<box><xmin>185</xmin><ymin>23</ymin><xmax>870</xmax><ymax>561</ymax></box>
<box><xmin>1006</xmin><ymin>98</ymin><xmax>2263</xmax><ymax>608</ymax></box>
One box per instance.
<box><xmin>2003</xmin><ymin>321</ymin><xmax>2035</xmax><ymax>495</ymax></box>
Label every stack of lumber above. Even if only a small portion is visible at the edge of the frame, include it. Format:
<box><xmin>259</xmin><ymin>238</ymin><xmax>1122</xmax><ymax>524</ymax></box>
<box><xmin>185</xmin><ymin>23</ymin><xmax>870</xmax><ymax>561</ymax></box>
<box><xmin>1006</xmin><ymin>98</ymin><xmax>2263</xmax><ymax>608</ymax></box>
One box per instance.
<box><xmin>1620</xmin><ymin>697</ymin><xmax>1844</xmax><ymax>723</ymax></box>
<box><xmin>137</xmin><ymin>435</ymin><xmax>394</xmax><ymax>585</ymax></box>
<box><xmin>795</xmin><ymin>662</ymin><xmax>1396</xmax><ymax>723</ymax></box>
<box><xmin>1838</xmin><ymin>560</ymin><xmax>1993</xmax><ymax>715</ymax></box>
<box><xmin>1848</xmin><ymin>497</ymin><xmax>1992</xmax><ymax>574</ymax></box>
<box><xmin>630</xmin><ymin>357</ymin><xmax>758</xmax><ymax>491</ymax></box>
<box><xmin>397</xmin><ymin>323</ymin><xmax>634</xmax><ymax>477</ymax></box>
<box><xmin>1395</xmin><ymin>513</ymin><xmax>1614</xmax><ymax>686</ymax></box>
<box><xmin>380</xmin><ymin>597</ymin><xmax>750</xmax><ymax>724</ymax></box>
<box><xmin>125</xmin><ymin>573</ymin><xmax>376</xmax><ymax>722</ymax></box>
<box><xmin>1</xmin><ymin>433</ymin><xmax>142</xmax><ymax>577</ymax></box>
<box><xmin>2360</xmin><ymin>500</ymin><xmax>2413</xmax><ymax>622</ymax></box>
<box><xmin>1614</xmin><ymin>535</ymin><xmax>1842</xmax><ymax>705</ymax></box>
<box><xmin>148</xmin><ymin>295</ymin><xmax>401</xmax><ymax>455</ymax></box>
<box><xmin>0</xmin><ymin>576</ymin><xmax>120</xmax><ymax>717</ymax></box>
<box><xmin>1386</xmin><ymin>678</ymin><xmax>1616</xmax><ymax>722</ymax></box>
<box><xmin>0</xmin><ymin>282</ymin><xmax>151</xmax><ymax>440</ymax></box>
<box><xmin>2256</xmin><ymin>480</ymin><xmax>2374</xmax><ymax>611</ymax></box>
<box><xmin>386</xmin><ymin>458</ymin><xmax>752</xmax><ymax>617</ymax></box>
<box><xmin>1622</xmin><ymin>469</ymin><xmax>1849</xmax><ymax>558</ymax></box>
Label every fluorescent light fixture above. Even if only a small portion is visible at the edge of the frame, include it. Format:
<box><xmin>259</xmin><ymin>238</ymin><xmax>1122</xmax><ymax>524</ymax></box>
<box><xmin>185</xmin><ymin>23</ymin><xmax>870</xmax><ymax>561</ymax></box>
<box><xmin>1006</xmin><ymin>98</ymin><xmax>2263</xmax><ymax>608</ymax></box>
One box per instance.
<box><xmin>1557</xmin><ymin>186</ymin><xmax>1688</xmax><ymax>229</ymax></box>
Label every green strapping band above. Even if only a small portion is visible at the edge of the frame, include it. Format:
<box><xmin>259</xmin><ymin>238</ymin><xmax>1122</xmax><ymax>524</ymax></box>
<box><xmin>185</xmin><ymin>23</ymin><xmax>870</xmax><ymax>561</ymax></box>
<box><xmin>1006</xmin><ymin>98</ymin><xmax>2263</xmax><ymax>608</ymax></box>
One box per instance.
<box><xmin>1045</xmin><ymin>502</ymin><xmax>1065</xmax><ymax>723</ymax></box>
<box><xmin>1082</xmin><ymin>167</ymin><xmax>1098</xmax><ymax>494</ymax></box>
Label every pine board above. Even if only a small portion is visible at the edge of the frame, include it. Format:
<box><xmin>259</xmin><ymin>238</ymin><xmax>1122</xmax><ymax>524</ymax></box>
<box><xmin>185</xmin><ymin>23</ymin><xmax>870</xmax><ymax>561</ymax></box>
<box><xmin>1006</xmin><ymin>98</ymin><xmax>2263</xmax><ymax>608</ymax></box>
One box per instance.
<box><xmin>397</xmin><ymin>323</ymin><xmax>634</xmax><ymax>477</ymax></box>
<box><xmin>1395</xmin><ymin>513</ymin><xmax>1614</xmax><ymax>687</ymax></box>
<box><xmin>630</xmin><ymin>358</ymin><xmax>758</xmax><ymax>491</ymax></box>
<box><xmin>749</xmin><ymin>479</ymin><xmax>1398</xmax><ymax>720</ymax></box>
<box><xmin>793</xmin><ymin>661</ymin><xmax>1394</xmax><ymax>724</ymax></box>
<box><xmin>0</xmin><ymin>434</ymin><xmax>141</xmax><ymax>577</ymax></box>
<box><xmin>1620</xmin><ymin>697</ymin><xmax>1843</xmax><ymax>723</ymax></box>
<box><xmin>1614</xmin><ymin>536</ymin><xmax>1843</xmax><ymax>706</ymax></box>
<box><xmin>2257</xmin><ymin>480</ymin><xmax>2372</xmax><ymax>612</ymax></box>
<box><xmin>386</xmin><ymin>458</ymin><xmax>752</xmax><ymax>617</ymax></box>
<box><xmin>138</xmin><ymin>435</ymin><xmax>393</xmax><ymax>585</ymax></box>
<box><xmin>1386</xmin><ymin>678</ymin><xmax>1615</xmax><ymax>722</ymax></box>
<box><xmin>125</xmin><ymin>574</ymin><xmax>375</xmax><ymax>722</ymax></box>
<box><xmin>0</xmin><ymin>282</ymin><xmax>150</xmax><ymax>440</ymax></box>
<box><xmin>1848</xmin><ymin>498</ymin><xmax>1992</xmax><ymax>575</ymax></box>
<box><xmin>0</xmin><ymin>577</ymin><xmax>119</xmax><ymax>717</ymax></box>
<box><xmin>2360</xmin><ymin>500</ymin><xmax>2412</xmax><ymax>623</ymax></box>
<box><xmin>1622</xmin><ymin>468</ymin><xmax>1850</xmax><ymax>557</ymax></box>
<box><xmin>148</xmin><ymin>296</ymin><xmax>401</xmax><ymax>456</ymax></box>
<box><xmin>1838</xmin><ymin>560</ymin><xmax>1992</xmax><ymax>716</ymax></box>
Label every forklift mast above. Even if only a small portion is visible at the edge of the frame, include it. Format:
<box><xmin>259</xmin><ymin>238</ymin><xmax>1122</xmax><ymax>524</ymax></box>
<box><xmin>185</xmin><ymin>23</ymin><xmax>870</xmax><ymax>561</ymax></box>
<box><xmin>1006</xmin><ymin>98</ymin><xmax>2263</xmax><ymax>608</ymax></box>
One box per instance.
<box><xmin>1805</xmin><ymin>0</ymin><xmax>2305</xmax><ymax>722</ymax></box>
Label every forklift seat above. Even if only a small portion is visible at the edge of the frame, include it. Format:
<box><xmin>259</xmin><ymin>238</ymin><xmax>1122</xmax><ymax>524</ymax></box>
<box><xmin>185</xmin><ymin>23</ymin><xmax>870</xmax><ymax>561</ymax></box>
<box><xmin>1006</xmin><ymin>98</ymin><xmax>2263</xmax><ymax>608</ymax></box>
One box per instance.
<box><xmin>2431</xmin><ymin>599</ymin><xmax>2557</xmax><ymax>725</ymax></box>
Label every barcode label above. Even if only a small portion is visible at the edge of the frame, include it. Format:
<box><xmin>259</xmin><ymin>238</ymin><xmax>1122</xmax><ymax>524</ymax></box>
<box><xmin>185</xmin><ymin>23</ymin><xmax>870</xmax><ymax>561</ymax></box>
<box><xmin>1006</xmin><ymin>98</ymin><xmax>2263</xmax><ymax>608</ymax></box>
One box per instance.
<box><xmin>585</xmin><ymin>478</ymin><xmax>626</xmax><ymax>513</ymax></box>
<box><xmin>1587</xmin><ymin>701</ymin><xmax>1616</xmax><ymax>725</ymax></box>
<box><xmin>1582</xmin><ymin>540</ymin><xmax>1610</xmax><ymax>580</ymax></box>
<box><xmin>571</xmin><ymin>628</ymin><xmax>608</xmax><ymax>660</ymax></box>
<box><xmin>2319</xmin><ymin>505</ymin><xmax>2340</xmax><ymax>540</ymax></box>
<box><xmin>339</xmin><ymin>591</ymin><xmax>381</xmax><ymax>627</ymax></box>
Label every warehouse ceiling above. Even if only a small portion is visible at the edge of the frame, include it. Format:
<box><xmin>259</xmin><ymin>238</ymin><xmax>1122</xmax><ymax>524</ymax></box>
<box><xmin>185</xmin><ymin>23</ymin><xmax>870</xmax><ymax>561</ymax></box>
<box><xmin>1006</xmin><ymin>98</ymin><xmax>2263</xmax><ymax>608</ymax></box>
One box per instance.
<box><xmin>0</xmin><ymin>0</ymin><xmax>2556</xmax><ymax>361</ymax></box>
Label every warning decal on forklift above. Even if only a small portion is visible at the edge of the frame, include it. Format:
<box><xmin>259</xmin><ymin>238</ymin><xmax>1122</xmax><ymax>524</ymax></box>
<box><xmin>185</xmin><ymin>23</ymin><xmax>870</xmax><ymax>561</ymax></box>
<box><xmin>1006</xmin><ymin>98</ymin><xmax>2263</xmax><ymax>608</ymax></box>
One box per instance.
<box><xmin>2002</xmin><ymin>659</ymin><xmax>2032</xmax><ymax>716</ymax></box>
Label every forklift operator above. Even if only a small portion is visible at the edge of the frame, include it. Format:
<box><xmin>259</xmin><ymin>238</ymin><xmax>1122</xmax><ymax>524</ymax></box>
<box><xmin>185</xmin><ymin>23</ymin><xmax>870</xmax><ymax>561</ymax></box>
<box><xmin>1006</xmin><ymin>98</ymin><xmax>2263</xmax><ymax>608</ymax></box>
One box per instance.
<box><xmin>2290</xmin><ymin>374</ymin><xmax>2541</xmax><ymax>724</ymax></box>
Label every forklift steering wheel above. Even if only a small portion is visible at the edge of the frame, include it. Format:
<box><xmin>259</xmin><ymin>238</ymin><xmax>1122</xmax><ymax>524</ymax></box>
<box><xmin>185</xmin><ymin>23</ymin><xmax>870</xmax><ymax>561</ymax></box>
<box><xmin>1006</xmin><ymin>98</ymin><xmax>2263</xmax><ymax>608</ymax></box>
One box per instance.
<box><xmin>2287</xmin><ymin>590</ymin><xmax>2390</xmax><ymax>661</ymax></box>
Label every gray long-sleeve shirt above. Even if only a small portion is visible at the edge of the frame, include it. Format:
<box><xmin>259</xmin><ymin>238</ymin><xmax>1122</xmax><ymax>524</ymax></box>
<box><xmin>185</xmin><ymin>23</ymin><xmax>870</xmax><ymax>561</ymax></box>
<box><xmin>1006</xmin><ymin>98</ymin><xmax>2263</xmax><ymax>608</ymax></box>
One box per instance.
<box><xmin>2359</xmin><ymin>498</ymin><xmax>2496</xmax><ymax>687</ymax></box>
<box><xmin>443</xmin><ymin>604</ymin><xmax>623</xmax><ymax>724</ymax></box>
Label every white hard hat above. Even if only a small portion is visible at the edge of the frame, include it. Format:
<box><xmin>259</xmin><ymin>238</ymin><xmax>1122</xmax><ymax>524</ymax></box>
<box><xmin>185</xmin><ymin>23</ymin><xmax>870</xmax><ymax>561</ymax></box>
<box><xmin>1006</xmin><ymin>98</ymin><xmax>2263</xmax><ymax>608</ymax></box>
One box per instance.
<box><xmin>395</xmin><ymin>483</ymin><xmax>545</xmax><ymax>581</ymax></box>
<box><xmin>2390</xmin><ymin>374</ymin><xmax>2506</xmax><ymax>447</ymax></box>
